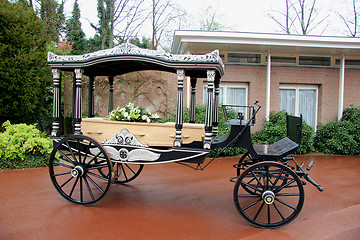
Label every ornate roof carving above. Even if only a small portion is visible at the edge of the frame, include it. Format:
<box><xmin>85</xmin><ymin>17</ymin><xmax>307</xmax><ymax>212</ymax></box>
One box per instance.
<box><xmin>47</xmin><ymin>43</ymin><xmax>223</xmax><ymax>65</ymax></box>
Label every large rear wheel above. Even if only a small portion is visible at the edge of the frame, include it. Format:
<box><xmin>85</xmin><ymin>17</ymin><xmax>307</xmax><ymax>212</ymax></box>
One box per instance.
<box><xmin>49</xmin><ymin>135</ymin><xmax>112</xmax><ymax>205</ymax></box>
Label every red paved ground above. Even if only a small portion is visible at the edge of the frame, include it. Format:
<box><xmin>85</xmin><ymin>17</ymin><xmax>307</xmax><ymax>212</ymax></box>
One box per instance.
<box><xmin>0</xmin><ymin>155</ymin><xmax>359</xmax><ymax>240</ymax></box>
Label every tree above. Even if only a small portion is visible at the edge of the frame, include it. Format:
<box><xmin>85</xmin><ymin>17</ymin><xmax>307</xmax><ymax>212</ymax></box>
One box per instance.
<box><xmin>65</xmin><ymin>0</ymin><xmax>86</xmax><ymax>54</ymax></box>
<box><xmin>150</xmin><ymin>0</ymin><xmax>185</xmax><ymax>50</ymax></box>
<box><xmin>0</xmin><ymin>0</ymin><xmax>52</xmax><ymax>129</ymax></box>
<box><xmin>40</xmin><ymin>0</ymin><xmax>65</xmax><ymax>42</ymax></box>
<box><xmin>337</xmin><ymin>0</ymin><xmax>359</xmax><ymax>37</ymax></box>
<box><xmin>93</xmin><ymin>0</ymin><xmax>146</xmax><ymax>49</ymax></box>
<box><xmin>129</xmin><ymin>36</ymin><xmax>152</xmax><ymax>49</ymax></box>
<box><xmin>268</xmin><ymin>0</ymin><xmax>328</xmax><ymax>35</ymax></box>
<box><xmin>199</xmin><ymin>5</ymin><xmax>227</xmax><ymax>31</ymax></box>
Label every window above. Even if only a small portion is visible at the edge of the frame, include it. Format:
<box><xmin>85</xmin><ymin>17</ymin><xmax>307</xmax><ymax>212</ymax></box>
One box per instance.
<box><xmin>203</xmin><ymin>83</ymin><xmax>248</xmax><ymax>116</ymax></box>
<box><xmin>228</xmin><ymin>53</ymin><xmax>261</xmax><ymax>64</ymax></box>
<box><xmin>266</xmin><ymin>55</ymin><xmax>297</xmax><ymax>64</ymax></box>
<box><xmin>299</xmin><ymin>56</ymin><xmax>331</xmax><ymax>66</ymax></box>
<box><xmin>335</xmin><ymin>58</ymin><xmax>360</xmax><ymax>67</ymax></box>
<box><xmin>279</xmin><ymin>85</ymin><xmax>318</xmax><ymax>128</ymax></box>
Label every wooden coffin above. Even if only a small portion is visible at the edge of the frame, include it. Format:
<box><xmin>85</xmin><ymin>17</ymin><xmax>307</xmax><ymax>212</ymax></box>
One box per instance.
<box><xmin>81</xmin><ymin>118</ymin><xmax>205</xmax><ymax>147</ymax></box>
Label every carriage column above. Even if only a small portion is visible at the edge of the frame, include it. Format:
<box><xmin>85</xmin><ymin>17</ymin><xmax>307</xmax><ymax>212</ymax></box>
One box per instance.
<box><xmin>73</xmin><ymin>69</ymin><xmax>83</xmax><ymax>135</ymax></box>
<box><xmin>51</xmin><ymin>69</ymin><xmax>61</xmax><ymax>137</ymax></box>
<box><xmin>212</xmin><ymin>78</ymin><xmax>220</xmax><ymax>141</ymax></box>
<box><xmin>173</xmin><ymin>69</ymin><xmax>185</xmax><ymax>147</ymax></box>
<box><xmin>189</xmin><ymin>77</ymin><xmax>197</xmax><ymax>123</ymax></box>
<box><xmin>203</xmin><ymin>70</ymin><xmax>215</xmax><ymax>149</ymax></box>
<box><xmin>108</xmin><ymin>76</ymin><xmax>114</xmax><ymax>114</ymax></box>
<box><xmin>88</xmin><ymin>76</ymin><xmax>95</xmax><ymax>118</ymax></box>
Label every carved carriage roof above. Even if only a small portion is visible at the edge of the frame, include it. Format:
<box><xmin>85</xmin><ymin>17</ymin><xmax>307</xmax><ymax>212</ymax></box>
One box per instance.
<box><xmin>47</xmin><ymin>43</ymin><xmax>224</xmax><ymax>78</ymax></box>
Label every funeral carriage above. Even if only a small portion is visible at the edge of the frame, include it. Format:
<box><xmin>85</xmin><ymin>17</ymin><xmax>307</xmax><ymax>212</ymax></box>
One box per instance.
<box><xmin>47</xmin><ymin>43</ymin><xmax>323</xmax><ymax>228</ymax></box>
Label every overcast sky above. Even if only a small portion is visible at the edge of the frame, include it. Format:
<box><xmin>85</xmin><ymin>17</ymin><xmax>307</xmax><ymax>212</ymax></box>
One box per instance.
<box><xmin>64</xmin><ymin>0</ymin><xmax>354</xmax><ymax>39</ymax></box>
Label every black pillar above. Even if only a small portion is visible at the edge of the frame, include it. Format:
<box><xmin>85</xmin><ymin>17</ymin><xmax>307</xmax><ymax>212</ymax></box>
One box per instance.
<box><xmin>51</xmin><ymin>69</ymin><xmax>61</xmax><ymax>137</ymax></box>
<box><xmin>88</xmin><ymin>76</ymin><xmax>95</xmax><ymax>118</ymax></box>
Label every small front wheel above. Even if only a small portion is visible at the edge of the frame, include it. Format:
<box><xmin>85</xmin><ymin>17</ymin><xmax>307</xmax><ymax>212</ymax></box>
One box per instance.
<box><xmin>233</xmin><ymin>161</ymin><xmax>304</xmax><ymax>228</ymax></box>
<box><xmin>113</xmin><ymin>163</ymin><xmax>143</xmax><ymax>184</ymax></box>
<box><xmin>49</xmin><ymin>135</ymin><xmax>112</xmax><ymax>205</ymax></box>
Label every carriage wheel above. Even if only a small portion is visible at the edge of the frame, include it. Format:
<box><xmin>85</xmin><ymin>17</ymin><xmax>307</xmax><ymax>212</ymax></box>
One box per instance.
<box><xmin>113</xmin><ymin>163</ymin><xmax>144</xmax><ymax>184</ymax></box>
<box><xmin>49</xmin><ymin>135</ymin><xmax>112</xmax><ymax>205</ymax></box>
<box><xmin>233</xmin><ymin>161</ymin><xmax>304</xmax><ymax>228</ymax></box>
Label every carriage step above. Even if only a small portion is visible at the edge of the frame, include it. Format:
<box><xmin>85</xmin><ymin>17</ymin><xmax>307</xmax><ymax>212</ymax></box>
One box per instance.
<box><xmin>307</xmin><ymin>160</ymin><xmax>314</xmax><ymax>171</ymax></box>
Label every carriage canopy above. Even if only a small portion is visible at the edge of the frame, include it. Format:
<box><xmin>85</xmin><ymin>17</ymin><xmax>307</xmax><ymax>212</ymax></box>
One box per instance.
<box><xmin>48</xmin><ymin>43</ymin><xmax>225</xmax><ymax>149</ymax></box>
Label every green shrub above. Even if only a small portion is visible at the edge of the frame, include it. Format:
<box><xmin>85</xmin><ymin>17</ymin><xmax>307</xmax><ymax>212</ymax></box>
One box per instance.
<box><xmin>341</xmin><ymin>105</ymin><xmax>360</xmax><ymax>124</ymax></box>
<box><xmin>0</xmin><ymin>121</ymin><xmax>52</xmax><ymax>169</ymax></box>
<box><xmin>252</xmin><ymin>111</ymin><xmax>314</xmax><ymax>154</ymax></box>
<box><xmin>314</xmin><ymin>105</ymin><xmax>360</xmax><ymax>155</ymax></box>
<box><xmin>164</xmin><ymin>105</ymin><xmax>245</xmax><ymax>157</ymax></box>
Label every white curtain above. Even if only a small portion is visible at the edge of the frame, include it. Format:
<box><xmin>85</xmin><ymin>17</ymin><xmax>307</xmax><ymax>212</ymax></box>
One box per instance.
<box><xmin>227</xmin><ymin>88</ymin><xmax>246</xmax><ymax>114</ymax></box>
<box><xmin>279</xmin><ymin>89</ymin><xmax>296</xmax><ymax>115</ymax></box>
<box><xmin>299</xmin><ymin>89</ymin><xmax>316</xmax><ymax>127</ymax></box>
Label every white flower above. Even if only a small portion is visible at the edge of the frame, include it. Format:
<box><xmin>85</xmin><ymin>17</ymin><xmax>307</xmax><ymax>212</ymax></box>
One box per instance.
<box><xmin>142</xmin><ymin>115</ymin><xmax>147</xmax><ymax>121</ymax></box>
<box><xmin>151</xmin><ymin>113</ymin><xmax>159</xmax><ymax>119</ymax></box>
<box><xmin>124</xmin><ymin>112</ymin><xmax>129</xmax><ymax>118</ymax></box>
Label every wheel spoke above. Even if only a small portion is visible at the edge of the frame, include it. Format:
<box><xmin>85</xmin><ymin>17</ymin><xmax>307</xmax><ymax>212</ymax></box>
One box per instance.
<box><xmin>238</xmin><ymin>194</ymin><xmax>260</xmax><ymax>198</ymax></box>
<box><xmin>84</xmin><ymin>151</ymin><xmax>102</xmax><ymax>168</ymax></box>
<box><xmin>273</xmin><ymin>202</ymin><xmax>286</xmax><ymax>221</ymax></box>
<box><xmin>124</xmin><ymin>163</ymin><xmax>136</xmax><ymax>175</ymax></box>
<box><xmin>242</xmin><ymin>198</ymin><xmax>262</xmax><ymax>211</ymax></box>
<box><xmin>52</xmin><ymin>160</ymin><xmax>73</xmax><ymax>169</ymax></box>
<box><xmin>69</xmin><ymin>177</ymin><xmax>79</xmax><ymax>198</ymax></box>
<box><xmin>83</xmin><ymin>176</ymin><xmax>95</xmax><ymax>201</ymax></box>
<box><xmin>53</xmin><ymin>171</ymin><xmax>71</xmax><ymax>177</ymax></box>
<box><xmin>274</xmin><ymin>179</ymin><xmax>296</xmax><ymax>193</ymax></box>
<box><xmin>251</xmin><ymin>170</ymin><xmax>264</xmax><ymax>190</ymax></box>
<box><xmin>80</xmin><ymin>177</ymin><xmax>83</xmax><ymax>202</ymax></box>
<box><xmin>56</xmin><ymin>149</ymin><xmax>76</xmax><ymax>166</ymax></box>
<box><xmin>60</xmin><ymin>176</ymin><xmax>74</xmax><ymax>188</ymax></box>
<box><xmin>267</xmin><ymin>204</ymin><xmax>271</xmax><ymax>224</ymax></box>
<box><xmin>241</xmin><ymin>180</ymin><xmax>261</xmax><ymax>192</ymax></box>
<box><xmin>85</xmin><ymin>174</ymin><xmax>105</xmax><ymax>194</ymax></box>
<box><xmin>276</xmin><ymin>193</ymin><xmax>300</xmax><ymax>197</ymax></box>
<box><xmin>65</xmin><ymin>141</ymin><xmax>79</xmax><ymax>164</ymax></box>
<box><xmin>253</xmin><ymin>202</ymin><xmax>265</xmax><ymax>221</ymax></box>
<box><xmin>272</xmin><ymin>168</ymin><xmax>284</xmax><ymax>187</ymax></box>
<box><xmin>77</xmin><ymin>139</ymin><xmax>82</xmax><ymax>165</ymax></box>
<box><xmin>82</xmin><ymin>142</ymin><xmax>92</xmax><ymax>165</ymax></box>
<box><xmin>120</xmin><ymin>164</ymin><xmax>129</xmax><ymax>181</ymax></box>
<box><xmin>87</xmin><ymin>171</ymin><xmax>110</xmax><ymax>181</ymax></box>
<box><xmin>87</xmin><ymin>164</ymin><xmax>109</xmax><ymax>171</ymax></box>
<box><xmin>275</xmin><ymin>198</ymin><xmax>297</xmax><ymax>211</ymax></box>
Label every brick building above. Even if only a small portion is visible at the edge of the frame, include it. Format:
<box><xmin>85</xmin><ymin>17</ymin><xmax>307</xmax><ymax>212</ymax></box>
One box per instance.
<box><xmin>172</xmin><ymin>31</ymin><xmax>360</xmax><ymax>131</ymax></box>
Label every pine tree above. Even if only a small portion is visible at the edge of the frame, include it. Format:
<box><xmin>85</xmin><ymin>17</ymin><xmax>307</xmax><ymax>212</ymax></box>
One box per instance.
<box><xmin>40</xmin><ymin>0</ymin><xmax>65</xmax><ymax>42</ymax></box>
<box><xmin>65</xmin><ymin>0</ymin><xmax>86</xmax><ymax>55</ymax></box>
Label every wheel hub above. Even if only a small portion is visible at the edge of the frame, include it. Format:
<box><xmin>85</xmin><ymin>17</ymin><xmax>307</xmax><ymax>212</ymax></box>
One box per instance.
<box><xmin>71</xmin><ymin>166</ymin><xmax>84</xmax><ymax>178</ymax></box>
<box><xmin>262</xmin><ymin>190</ymin><xmax>275</xmax><ymax>205</ymax></box>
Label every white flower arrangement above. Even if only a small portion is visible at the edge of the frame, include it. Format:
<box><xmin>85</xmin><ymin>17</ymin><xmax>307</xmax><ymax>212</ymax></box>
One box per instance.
<box><xmin>107</xmin><ymin>102</ymin><xmax>160</xmax><ymax>123</ymax></box>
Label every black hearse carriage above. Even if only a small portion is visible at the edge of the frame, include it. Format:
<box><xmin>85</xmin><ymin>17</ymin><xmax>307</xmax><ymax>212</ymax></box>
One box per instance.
<box><xmin>47</xmin><ymin>43</ymin><xmax>323</xmax><ymax>228</ymax></box>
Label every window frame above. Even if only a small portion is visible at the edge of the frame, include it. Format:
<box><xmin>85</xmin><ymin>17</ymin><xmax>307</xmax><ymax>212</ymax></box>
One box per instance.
<box><xmin>279</xmin><ymin>84</ymin><xmax>318</xmax><ymax>128</ymax></box>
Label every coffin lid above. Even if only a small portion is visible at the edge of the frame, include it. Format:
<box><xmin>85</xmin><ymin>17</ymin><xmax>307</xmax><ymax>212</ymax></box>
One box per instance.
<box><xmin>47</xmin><ymin>43</ymin><xmax>224</xmax><ymax>78</ymax></box>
